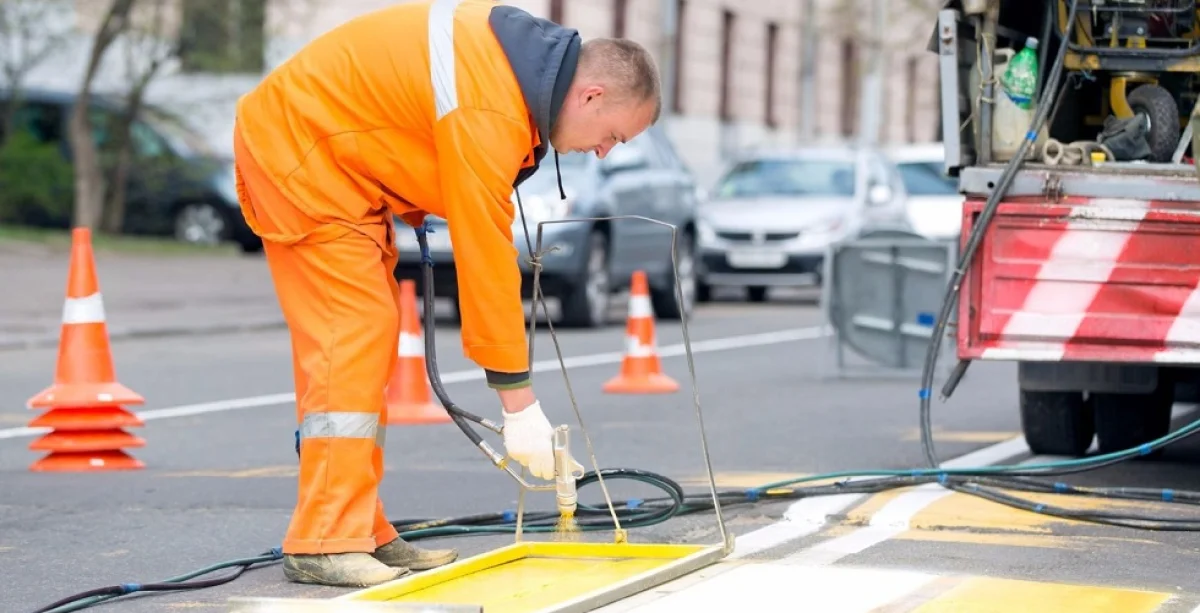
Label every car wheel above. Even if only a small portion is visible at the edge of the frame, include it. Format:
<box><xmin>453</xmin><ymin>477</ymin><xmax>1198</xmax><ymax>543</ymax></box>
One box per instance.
<box><xmin>559</xmin><ymin>231</ymin><xmax>610</xmax><ymax>328</ymax></box>
<box><xmin>175</xmin><ymin>202</ymin><xmax>227</xmax><ymax>247</ymax></box>
<box><xmin>652</xmin><ymin>229</ymin><xmax>696</xmax><ymax>320</ymax></box>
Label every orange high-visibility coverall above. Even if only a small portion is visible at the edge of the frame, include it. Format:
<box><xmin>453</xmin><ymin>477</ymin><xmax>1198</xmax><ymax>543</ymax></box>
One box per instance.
<box><xmin>232</xmin><ymin>0</ymin><xmax>580</xmax><ymax>554</ymax></box>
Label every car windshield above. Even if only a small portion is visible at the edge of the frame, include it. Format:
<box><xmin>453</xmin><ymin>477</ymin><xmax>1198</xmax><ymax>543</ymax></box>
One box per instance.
<box><xmin>896</xmin><ymin>161</ymin><xmax>958</xmax><ymax>196</ymax></box>
<box><xmin>713</xmin><ymin>159</ymin><xmax>856</xmax><ymax>199</ymax></box>
<box><xmin>140</xmin><ymin>108</ymin><xmax>216</xmax><ymax>157</ymax></box>
<box><xmin>515</xmin><ymin>151</ymin><xmax>590</xmax><ymax>194</ymax></box>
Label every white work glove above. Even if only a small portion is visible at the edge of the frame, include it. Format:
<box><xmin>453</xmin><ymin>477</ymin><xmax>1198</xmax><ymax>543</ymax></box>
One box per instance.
<box><xmin>502</xmin><ymin>400</ymin><xmax>556</xmax><ymax>480</ymax></box>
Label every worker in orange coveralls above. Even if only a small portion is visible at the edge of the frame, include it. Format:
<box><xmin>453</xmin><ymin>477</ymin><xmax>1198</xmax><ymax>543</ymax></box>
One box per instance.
<box><xmin>231</xmin><ymin>0</ymin><xmax>662</xmax><ymax>588</ymax></box>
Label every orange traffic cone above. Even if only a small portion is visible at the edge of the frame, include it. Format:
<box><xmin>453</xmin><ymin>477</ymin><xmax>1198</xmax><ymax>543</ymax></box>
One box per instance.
<box><xmin>603</xmin><ymin>270</ymin><xmax>679</xmax><ymax>394</ymax></box>
<box><xmin>27</xmin><ymin>228</ymin><xmax>146</xmax><ymax>472</ymax></box>
<box><xmin>384</xmin><ymin>280</ymin><xmax>450</xmax><ymax>425</ymax></box>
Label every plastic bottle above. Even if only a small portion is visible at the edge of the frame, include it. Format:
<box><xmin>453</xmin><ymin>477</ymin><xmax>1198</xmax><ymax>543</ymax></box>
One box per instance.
<box><xmin>1002</xmin><ymin>37</ymin><xmax>1040</xmax><ymax>109</ymax></box>
<box><xmin>991</xmin><ymin>37</ymin><xmax>1040</xmax><ymax>162</ymax></box>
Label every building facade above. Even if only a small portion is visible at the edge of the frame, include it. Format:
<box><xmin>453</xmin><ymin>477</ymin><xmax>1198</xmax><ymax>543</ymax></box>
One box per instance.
<box><xmin>41</xmin><ymin>0</ymin><xmax>943</xmax><ymax>185</ymax></box>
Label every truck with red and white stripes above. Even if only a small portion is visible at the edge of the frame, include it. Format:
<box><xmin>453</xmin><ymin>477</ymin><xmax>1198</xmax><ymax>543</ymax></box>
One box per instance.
<box><xmin>936</xmin><ymin>1</ymin><xmax>1200</xmax><ymax>457</ymax></box>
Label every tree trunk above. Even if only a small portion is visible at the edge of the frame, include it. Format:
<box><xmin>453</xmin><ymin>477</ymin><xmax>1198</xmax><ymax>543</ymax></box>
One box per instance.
<box><xmin>101</xmin><ymin>115</ymin><xmax>134</xmax><ymax>233</ymax></box>
<box><xmin>69</xmin><ymin>0</ymin><xmax>136</xmax><ymax>230</ymax></box>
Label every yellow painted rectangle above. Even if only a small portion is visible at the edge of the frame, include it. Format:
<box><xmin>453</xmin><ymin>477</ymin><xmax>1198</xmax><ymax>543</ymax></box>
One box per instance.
<box><xmin>913</xmin><ymin>576</ymin><xmax>1172</xmax><ymax>612</ymax></box>
<box><xmin>340</xmin><ymin>541</ymin><xmax>717</xmax><ymax>612</ymax></box>
<box><xmin>382</xmin><ymin>554</ymin><xmax>675</xmax><ymax>612</ymax></box>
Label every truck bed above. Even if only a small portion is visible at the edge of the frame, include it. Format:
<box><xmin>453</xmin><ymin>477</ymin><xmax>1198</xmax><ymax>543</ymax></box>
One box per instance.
<box><xmin>956</xmin><ymin>166</ymin><xmax>1200</xmax><ymax>365</ymax></box>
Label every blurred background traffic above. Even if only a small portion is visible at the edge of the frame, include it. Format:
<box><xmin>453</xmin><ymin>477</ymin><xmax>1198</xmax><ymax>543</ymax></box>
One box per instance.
<box><xmin>0</xmin><ymin>0</ymin><xmax>955</xmax><ymax>325</ymax></box>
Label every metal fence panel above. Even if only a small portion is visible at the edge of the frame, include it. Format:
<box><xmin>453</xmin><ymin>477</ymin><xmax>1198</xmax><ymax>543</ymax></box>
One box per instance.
<box><xmin>820</xmin><ymin>231</ymin><xmax>958</xmax><ymax>378</ymax></box>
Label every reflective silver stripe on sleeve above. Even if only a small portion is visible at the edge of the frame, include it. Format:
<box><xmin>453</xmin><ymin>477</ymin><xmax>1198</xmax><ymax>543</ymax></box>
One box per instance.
<box><xmin>429</xmin><ymin>0</ymin><xmax>463</xmax><ymax>120</ymax></box>
<box><xmin>376</xmin><ymin>422</ymin><xmax>387</xmax><ymax>448</ymax></box>
<box><xmin>299</xmin><ymin>412</ymin><xmax>379</xmax><ymax>440</ymax></box>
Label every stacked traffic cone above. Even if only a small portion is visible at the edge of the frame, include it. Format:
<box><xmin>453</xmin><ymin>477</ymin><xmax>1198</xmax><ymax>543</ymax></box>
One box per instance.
<box><xmin>27</xmin><ymin>228</ymin><xmax>146</xmax><ymax>472</ymax></box>
<box><xmin>603</xmin><ymin>270</ymin><xmax>679</xmax><ymax>394</ymax></box>
<box><xmin>384</xmin><ymin>280</ymin><xmax>450</xmax><ymax>425</ymax></box>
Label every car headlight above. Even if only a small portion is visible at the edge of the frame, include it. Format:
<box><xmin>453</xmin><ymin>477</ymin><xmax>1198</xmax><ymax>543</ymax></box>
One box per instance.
<box><xmin>512</xmin><ymin>192</ymin><xmax>573</xmax><ymax>225</ymax></box>
<box><xmin>696</xmin><ymin>219</ymin><xmax>718</xmax><ymax>245</ymax></box>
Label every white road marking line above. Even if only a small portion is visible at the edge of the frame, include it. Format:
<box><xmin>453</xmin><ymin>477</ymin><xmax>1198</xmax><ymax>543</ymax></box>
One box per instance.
<box><xmin>781</xmin><ymin>436</ymin><xmax>1031</xmax><ymax>566</ymax></box>
<box><xmin>0</xmin><ymin>325</ymin><xmax>829</xmax><ymax>441</ymax></box>
<box><xmin>603</xmin><ymin>564</ymin><xmax>942</xmax><ymax>612</ymax></box>
<box><xmin>596</xmin><ymin>434</ymin><xmax>1034</xmax><ymax>612</ymax></box>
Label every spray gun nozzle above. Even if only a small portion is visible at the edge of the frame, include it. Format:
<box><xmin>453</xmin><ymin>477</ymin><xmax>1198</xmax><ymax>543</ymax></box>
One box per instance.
<box><xmin>553</xmin><ymin>425</ymin><xmax>579</xmax><ymax>517</ymax></box>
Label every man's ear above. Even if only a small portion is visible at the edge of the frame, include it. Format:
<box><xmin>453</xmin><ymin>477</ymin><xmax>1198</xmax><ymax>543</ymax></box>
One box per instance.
<box><xmin>580</xmin><ymin>84</ymin><xmax>605</xmax><ymax>105</ymax></box>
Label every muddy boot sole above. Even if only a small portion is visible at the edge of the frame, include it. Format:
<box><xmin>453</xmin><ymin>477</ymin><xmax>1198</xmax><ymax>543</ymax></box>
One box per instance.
<box><xmin>283</xmin><ymin>552</ymin><xmax>410</xmax><ymax>587</ymax></box>
<box><xmin>373</xmin><ymin>537</ymin><xmax>459</xmax><ymax>571</ymax></box>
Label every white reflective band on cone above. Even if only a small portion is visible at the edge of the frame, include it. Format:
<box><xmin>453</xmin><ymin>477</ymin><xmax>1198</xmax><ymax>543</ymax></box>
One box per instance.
<box><xmin>300</xmin><ymin>412</ymin><xmax>379</xmax><ymax>440</ymax></box>
<box><xmin>429</xmin><ymin>0</ymin><xmax>463</xmax><ymax>121</ymax></box>
<box><xmin>398</xmin><ymin>332</ymin><xmax>424</xmax><ymax>357</ymax></box>
<box><xmin>629</xmin><ymin>295</ymin><xmax>654</xmax><ymax>319</ymax></box>
<box><xmin>625</xmin><ymin>335</ymin><xmax>656</xmax><ymax>357</ymax></box>
<box><xmin>62</xmin><ymin>293</ymin><xmax>106</xmax><ymax>324</ymax></box>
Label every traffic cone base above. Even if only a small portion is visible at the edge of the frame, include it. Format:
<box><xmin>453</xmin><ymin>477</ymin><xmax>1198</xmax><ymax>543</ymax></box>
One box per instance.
<box><xmin>26</xmin><ymin>228</ymin><xmax>146</xmax><ymax>472</ymax></box>
<box><xmin>29</xmin><ymin>429</ymin><xmax>146</xmax><ymax>453</ymax></box>
<box><xmin>603</xmin><ymin>372</ymin><xmax>680</xmax><ymax>394</ymax></box>
<box><xmin>28</xmin><ymin>381</ymin><xmax>144</xmax><ymax>410</ymax></box>
<box><xmin>29</xmin><ymin>450</ymin><xmax>145</xmax><ymax>472</ymax></box>
<box><xmin>27</xmin><ymin>406</ymin><xmax>144</xmax><ymax>430</ymax></box>
<box><xmin>384</xmin><ymin>280</ymin><xmax>450</xmax><ymax>425</ymax></box>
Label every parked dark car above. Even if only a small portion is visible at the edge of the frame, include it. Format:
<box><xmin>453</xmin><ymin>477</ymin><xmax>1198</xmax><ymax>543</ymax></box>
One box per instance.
<box><xmin>0</xmin><ymin>88</ymin><xmax>260</xmax><ymax>252</ymax></box>
<box><xmin>393</xmin><ymin>123</ymin><xmax>701</xmax><ymax>327</ymax></box>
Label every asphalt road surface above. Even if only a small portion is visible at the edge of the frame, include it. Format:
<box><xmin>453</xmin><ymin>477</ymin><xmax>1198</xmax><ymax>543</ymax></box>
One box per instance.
<box><xmin>4</xmin><ymin>293</ymin><xmax>1200</xmax><ymax>612</ymax></box>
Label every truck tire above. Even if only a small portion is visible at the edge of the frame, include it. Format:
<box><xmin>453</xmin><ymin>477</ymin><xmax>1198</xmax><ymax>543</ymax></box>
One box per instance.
<box><xmin>1127</xmin><ymin>84</ymin><xmax>1180</xmax><ymax>163</ymax></box>
<box><xmin>1019</xmin><ymin>390</ymin><xmax>1094</xmax><ymax>456</ymax></box>
<box><xmin>1090</xmin><ymin>381</ymin><xmax>1174</xmax><ymax>457</ymax></box>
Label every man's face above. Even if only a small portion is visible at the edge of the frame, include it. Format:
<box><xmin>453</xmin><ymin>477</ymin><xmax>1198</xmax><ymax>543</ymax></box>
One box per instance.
<box><xmin>550</xmin><ymin>84</ymin><xmax>655</xmax><ymax>159</ymax></box>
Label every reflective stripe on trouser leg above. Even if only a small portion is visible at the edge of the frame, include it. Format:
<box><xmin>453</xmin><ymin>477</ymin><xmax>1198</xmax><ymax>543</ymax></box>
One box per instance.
<box><xmin>295</xmin><ymin>419</ymin><xmax>385</xmax><ymax>456</ymax></box>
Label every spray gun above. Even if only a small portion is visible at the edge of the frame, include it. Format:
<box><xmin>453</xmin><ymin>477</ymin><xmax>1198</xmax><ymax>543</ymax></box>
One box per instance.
<box><xmin>553</xmin><ymin>425</ymin><xmax>585</xmax><ymax>518</ymax></box>
<box><xmin>413</xmin><ymin>226</ymin><xmax>586</xmax><ymax>515</ymax></box>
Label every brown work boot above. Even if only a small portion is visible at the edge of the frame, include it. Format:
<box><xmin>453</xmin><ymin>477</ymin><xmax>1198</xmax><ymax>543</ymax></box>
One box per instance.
<box><xmin>372</xmin><ymin>536</ymin><xmax>459</xmax><ymax>571</ymax></box>
<box><xmin>282</xmin><ymin>552</ymin><xmax>409</xmax><ymax>587</ymax></box>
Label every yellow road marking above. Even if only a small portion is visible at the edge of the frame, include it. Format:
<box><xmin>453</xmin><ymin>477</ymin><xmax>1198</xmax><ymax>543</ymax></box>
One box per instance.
<box><xmin>676</xmin><ymin>472</ymin><xmax>840</xmax><ymax>490</ymax></box>
<box><xmin>901</xmin><ymin>428</ymin><xmax>1019</xmax><ymax>443</ymax></box>
<box><xmin>892</xmin><ymin>529</ymin><xmax>1164</xmax><ymax>551</ymax></box>
<box><xmin>910</xmin><ymin>490</ymin><xmax>1178</xmax><ymax>534</ymax></box>
<box><xmin>160</xmin><ymin>466</ymin><xmax>299</xmax><ymax>478</ymax></box>
<box><xmin>911</xmin><ymin>576</ymin><xmax>1173</xmax><ymax>612</ymax></box>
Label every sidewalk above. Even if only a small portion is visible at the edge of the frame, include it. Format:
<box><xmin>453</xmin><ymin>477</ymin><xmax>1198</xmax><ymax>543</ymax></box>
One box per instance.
<box><xmin>0</xmin><ymin>240</ymin><xmax>285</xmax><ymax>350</ymax></box>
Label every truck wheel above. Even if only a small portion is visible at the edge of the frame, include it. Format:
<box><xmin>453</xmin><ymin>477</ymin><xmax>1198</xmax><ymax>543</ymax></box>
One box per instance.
<box><xmin>1091</xmin><ymin>381</ymin><xmax>1174</xmax><ymax>457</ymax></box>
<box><xmin>1019</xmin><ymin>390</ymin><xmax>1094</xmax><ymax>456</ymax></box>
<box><xmin>1127</xmin><ymin>84</ymin><xmax>1180</xmax><ymax>163</ymax></box>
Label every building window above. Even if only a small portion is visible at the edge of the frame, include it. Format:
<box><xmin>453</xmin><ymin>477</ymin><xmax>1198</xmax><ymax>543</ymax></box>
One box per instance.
<box><xmin>719</xmin><ymin>10</ymin><xmax>735</xmax><ymax>122</ymax></box>
<box><xmin>672</xmin><ymin>0</ymin><xmax>686</xmax><ymax>114</ymax></box>
<box><xmin>613</xmin><ymin>0</ymin><xmax>627</xmax><ymax>37</ymax></box>
<box><xmin>177</xmin><ymin>0</ymin><xmax>266</xmax><ymax>74</ymax></box>
<box><xmin>550</xmin><ymin>0</ymin><xmax>564</xmax><ymax>24</ymax></box>
<box><xmin>840</xmin><ymin>39</ymin><xmax>857</xmax><ymax>137</ymax></box>
<box><xmin>765</xmin><ymin>22</ymin><xmax>778</xmax><ymax>128</ymax></box>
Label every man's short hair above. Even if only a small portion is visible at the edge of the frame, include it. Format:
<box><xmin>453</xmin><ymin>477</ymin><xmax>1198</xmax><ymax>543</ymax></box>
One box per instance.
<box><xmin>578</xmin><ymin>38</ymin><xmax>662</xmax><ymax>123</ymax></box>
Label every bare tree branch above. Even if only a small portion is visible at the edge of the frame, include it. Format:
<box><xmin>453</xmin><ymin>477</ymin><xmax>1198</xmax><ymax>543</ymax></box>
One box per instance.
<box><xmin>0</xmin><ymin>0</ymin><xmax>72</xmax><ymax>137</ymax></box>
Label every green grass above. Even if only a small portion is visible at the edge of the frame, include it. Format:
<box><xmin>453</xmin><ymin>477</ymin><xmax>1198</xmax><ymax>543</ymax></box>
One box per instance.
<box><xmin>0</xmin><ymin>224</ymin><xmax>240</xmax><ymax>256</ymax></box>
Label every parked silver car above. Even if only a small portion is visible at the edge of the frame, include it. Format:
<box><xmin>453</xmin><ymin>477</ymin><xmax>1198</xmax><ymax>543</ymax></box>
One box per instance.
<box><xmin>393</xmin><ymin>123</ymin><xmax>701</xmax><ymax>327</ymax></box>
<box><xmin>695</xmin><ymin>144</ymin><xmax>911</xmax><ymax>302</ymax></box>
